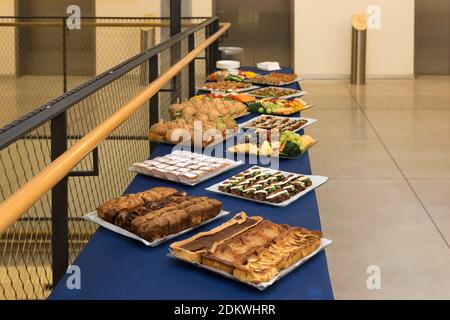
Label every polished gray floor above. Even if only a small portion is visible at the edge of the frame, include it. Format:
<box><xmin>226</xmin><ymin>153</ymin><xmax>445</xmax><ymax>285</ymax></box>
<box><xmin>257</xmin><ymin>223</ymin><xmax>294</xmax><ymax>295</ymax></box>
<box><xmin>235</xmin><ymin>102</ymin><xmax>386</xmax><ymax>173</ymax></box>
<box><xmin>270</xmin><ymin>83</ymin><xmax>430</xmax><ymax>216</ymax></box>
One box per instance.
<box><xmin>302</xmin><ymin>77</ymin><xmax>450</xmax><ymax>299</ymax></box>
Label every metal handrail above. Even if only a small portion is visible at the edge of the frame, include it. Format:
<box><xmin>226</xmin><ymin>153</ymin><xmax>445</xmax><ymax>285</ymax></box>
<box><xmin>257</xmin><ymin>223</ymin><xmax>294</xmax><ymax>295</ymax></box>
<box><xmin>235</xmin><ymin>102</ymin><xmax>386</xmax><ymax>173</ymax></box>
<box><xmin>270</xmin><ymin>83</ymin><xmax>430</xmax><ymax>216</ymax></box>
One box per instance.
<box><xmin>0</xmin><ymin>21</ymin><xmax>230</xmax><ymax>234</ymax></box>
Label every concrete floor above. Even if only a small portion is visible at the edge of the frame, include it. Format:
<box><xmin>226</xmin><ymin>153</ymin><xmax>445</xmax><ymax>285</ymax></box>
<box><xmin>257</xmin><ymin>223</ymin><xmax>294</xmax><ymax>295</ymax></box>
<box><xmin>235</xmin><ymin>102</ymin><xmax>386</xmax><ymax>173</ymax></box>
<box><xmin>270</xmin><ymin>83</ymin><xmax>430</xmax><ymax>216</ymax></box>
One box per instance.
<box><xmin>301</xmin><ymin>77</ymin><xmax>450</xmax><ymax>299</ymax></box>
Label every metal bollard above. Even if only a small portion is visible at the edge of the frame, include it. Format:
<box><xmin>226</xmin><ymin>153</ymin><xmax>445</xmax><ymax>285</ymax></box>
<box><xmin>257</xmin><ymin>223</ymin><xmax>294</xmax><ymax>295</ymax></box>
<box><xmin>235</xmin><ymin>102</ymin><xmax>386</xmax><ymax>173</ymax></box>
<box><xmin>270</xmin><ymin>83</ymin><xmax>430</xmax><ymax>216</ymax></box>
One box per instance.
<box><xmin>351</xmin><ymin>14</ymin><xmax>367</xmax><ymax>85</ymax></box>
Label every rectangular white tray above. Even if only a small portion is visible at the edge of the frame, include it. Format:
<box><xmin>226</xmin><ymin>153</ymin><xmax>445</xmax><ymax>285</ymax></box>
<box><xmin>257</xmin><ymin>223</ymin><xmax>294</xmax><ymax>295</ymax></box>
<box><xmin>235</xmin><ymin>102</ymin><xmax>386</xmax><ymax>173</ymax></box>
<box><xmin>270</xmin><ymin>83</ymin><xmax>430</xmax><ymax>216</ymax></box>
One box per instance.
<box><xmin>246</xmin><ymin>101</ymin><xmax>315</xmax><ymax>115</ymax></box>
<box><xmin>246</xmin><ymin>87</ymin><xmax>307</xmax><ymax>99</ymax></box>
<box><xmin>238</xmin><ymin>115</ymin><xmax>318</xmax><ymax>133</ymax></box>
<box><xmin>168</xmin><ymin>237</ymin><xmax>332</xmax><ymax>290</ymax></box>
<box><xmin>246</xmin><ymin>75</ymin><xmax>303</xmax><ymax>86</ymax></box>
<box><xmin>197</xmin><ymin>84</ymin><xmax>260</xmax><ymax>94</ymax></box>
<box><xmin>129</xmin><ymin>154</ymin><xmax>243</xmax><ymax>186</ymax></box>
<box><xmin>84</xmin><ymin>209</ymin><xmax>231</xmax><ymax>247</ymax></box>
<box><xmin>205</xmin><ymin>166</ymin><xmax>328</xmax><ymax>207</ymax></box>
<box><xmin>149</xmin><ymin>130</ymin><xmax>238</xmax><ymax>148</ymax></box>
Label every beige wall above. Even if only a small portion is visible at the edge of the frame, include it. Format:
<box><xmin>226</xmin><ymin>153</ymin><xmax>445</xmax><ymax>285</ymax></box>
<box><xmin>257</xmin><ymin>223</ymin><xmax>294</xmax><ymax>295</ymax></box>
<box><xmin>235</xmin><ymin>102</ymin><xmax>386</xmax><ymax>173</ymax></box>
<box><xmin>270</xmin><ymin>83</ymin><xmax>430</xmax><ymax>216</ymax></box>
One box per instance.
<box><xmin>294</xmin><ymin>0</ymin><xmax>415</xmax><ymax>78</ymax></box>
<box><xmin>95</xmin><ymin>0</ymin><xmax>161</xmax><ymax>74</ymax></box>
<box><xmin>96</xmin><ymin>0</ymin><xmax>160</xmax><ymax>17</ymax></box>
<box><xmin>191</xmin><ymin>0</ymin><xmax>213</xmax><ymax>17</ymax></box>
<box><xmin>0</xmin><ymin>0</ymin><xmax>16</xmax><ymax>75</ymax></box>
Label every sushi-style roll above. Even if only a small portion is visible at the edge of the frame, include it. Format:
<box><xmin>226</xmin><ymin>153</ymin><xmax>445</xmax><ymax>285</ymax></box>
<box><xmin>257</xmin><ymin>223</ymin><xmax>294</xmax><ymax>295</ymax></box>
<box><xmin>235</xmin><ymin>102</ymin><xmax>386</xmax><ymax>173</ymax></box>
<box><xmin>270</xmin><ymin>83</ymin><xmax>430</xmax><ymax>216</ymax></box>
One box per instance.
<box><xmin>242</xmin><ymin>187</ymin><xmax>256</xmax><ymax>198</ymax></box>
<box><xmin>298</xmin><ymin>176</ymin><xmax>312</xmax><ymax>187</ymax></box>
<box><xmin>265</xmin><ymin>189</ymin><xmax>290</xmax><ymax>203</ymax></box>
<box><xmin>230</xmin><ymin>185</ymin><xmax>245</xmax><ymax>196</ymax></box>
<box><xmin>254</xmin><ymin>190</ymin><xmax>268</xmax><ymax>201</ymax></box>
<box><xmin>283</xmin><ymin>184</ymin><xmax>297</xmax><ymax>195</ymax></box>
<box><xmin>219</xmin><ymin>182</ymin><xmax>233</xmax><ymax>192</ymax></box>
<box><xmin>274</xmin><ymin>172</ymin><xmax>285</xmax><ymax>181</ymax></box>
<box><xmin>292</xmin><ymin>180</ymin><xmax>306</xmax><ymax>192</ymax></box>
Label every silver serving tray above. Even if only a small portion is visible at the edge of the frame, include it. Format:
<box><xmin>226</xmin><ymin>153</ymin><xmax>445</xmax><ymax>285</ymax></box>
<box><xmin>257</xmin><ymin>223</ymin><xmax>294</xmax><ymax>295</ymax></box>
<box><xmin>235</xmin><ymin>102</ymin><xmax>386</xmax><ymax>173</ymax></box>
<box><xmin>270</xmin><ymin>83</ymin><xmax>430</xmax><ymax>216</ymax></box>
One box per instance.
<box><xmin>168</xmin><ymin>237</ymin><xmax>332</xmax><ymax>290</ymax></box>
<box><xmin>84</xmin><ymin>210</ymin><xmax>231</xmax><ymax>247</ymax></box>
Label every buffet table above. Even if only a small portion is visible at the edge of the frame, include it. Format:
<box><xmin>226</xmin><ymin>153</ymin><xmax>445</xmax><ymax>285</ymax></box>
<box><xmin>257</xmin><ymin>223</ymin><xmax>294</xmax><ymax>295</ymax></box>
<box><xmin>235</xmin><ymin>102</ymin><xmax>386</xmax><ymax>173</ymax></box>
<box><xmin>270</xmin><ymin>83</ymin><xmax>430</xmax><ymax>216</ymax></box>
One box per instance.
<box><xmin>49</xmin><ymin>68</ymin><xmax>334</xmax><ymax>300</ymax></box>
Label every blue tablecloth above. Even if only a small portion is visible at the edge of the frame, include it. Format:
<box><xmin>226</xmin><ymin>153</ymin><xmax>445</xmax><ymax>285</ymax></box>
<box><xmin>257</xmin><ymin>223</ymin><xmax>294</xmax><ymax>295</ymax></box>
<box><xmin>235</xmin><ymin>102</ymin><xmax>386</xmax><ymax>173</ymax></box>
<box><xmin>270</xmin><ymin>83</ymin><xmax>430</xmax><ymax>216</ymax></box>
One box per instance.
<box><xmin>49</xmin><ymin>68</ymin><xmax>334</xmax><ymax>300</ymax></box>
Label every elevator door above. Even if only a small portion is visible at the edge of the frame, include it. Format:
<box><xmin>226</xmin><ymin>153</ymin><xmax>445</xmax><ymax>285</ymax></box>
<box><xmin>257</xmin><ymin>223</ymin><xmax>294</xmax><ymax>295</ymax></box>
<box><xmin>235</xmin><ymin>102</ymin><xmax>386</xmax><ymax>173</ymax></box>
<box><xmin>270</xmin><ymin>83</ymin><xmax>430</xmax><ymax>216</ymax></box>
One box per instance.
<box><xmin>215</xmin><ymin>0</ymin><xmax>292</xmax><ymax>67</ymax></box>
<box><xmin>415</xmin><ymin>0</ymin><xmax>450</xmax><ymax>75</ymax></box>
<box><xmin>17</xmin><ymin>0</ymin><xmax>96</xmax><ymax>76</ymax></box>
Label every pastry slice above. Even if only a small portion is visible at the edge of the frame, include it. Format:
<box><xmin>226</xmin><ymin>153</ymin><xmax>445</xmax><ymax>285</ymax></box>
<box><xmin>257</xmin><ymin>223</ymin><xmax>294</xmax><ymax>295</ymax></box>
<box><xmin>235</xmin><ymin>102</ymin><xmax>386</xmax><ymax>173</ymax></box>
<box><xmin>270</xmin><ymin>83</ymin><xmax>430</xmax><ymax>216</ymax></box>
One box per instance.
<box><xmin>170</xmin><ymin>213</ymin><xmax>262</xmax><ymax>263</ymax></box>
<box><xmin>233</xmin><ymin>227</ymin><xmax>322</xmax><ymax>284</ymax></box>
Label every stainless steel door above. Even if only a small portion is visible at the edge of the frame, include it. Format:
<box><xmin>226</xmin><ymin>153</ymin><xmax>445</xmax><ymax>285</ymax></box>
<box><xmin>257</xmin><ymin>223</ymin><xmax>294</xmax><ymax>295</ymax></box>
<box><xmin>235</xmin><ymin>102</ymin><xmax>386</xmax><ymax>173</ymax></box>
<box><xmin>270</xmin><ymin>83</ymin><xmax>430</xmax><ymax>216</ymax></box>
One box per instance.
<box><xmin>215</xmin><ymin>0</ymin><xmax>292</xmax><ymax>67</ymax></box>
<box><xmin>415</xmin><ymin>0</ymin><xmax>450</xmax><ymax>75</ymax></box>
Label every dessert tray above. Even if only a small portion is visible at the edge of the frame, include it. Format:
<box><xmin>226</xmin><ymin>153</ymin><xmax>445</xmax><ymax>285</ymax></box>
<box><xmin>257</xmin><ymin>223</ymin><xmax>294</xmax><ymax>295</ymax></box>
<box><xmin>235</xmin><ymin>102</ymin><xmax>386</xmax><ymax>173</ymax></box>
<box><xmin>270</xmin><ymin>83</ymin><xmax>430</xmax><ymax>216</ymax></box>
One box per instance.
<box><xmin>246</xmin><ymin>97</ymin><xmax>314</xmax><ymax>116</ymax></box>
<box><xmin>84</xmin><ymin>187</ymin><xmax>230</xmax><ymax>246</ymax></box>
<box><xmin>206</xmin><ymin>166</ymin><xmax>328</xmax><ymax>207</ymax></box>
<box><xmin>169</xmin><ymin>212</ymin><xmax>332</xmax><ymax>290</ymax></box>
<box><xmin>129</xmin><ymin>151</ymin><xmax>243</xmax><ymax>186</ymax></box>
<box><xmin>239</xmin><ymin>115</ymin><xmax>317</xmax><ymax>132</ymax></box>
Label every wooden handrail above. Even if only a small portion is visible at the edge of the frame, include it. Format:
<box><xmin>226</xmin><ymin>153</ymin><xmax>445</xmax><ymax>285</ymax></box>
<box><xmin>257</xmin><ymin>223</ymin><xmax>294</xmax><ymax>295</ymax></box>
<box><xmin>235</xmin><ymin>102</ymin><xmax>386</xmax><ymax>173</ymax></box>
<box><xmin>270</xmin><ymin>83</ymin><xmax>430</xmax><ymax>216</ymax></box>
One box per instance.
<box><xmin>0</xmin><ymin>22</ymin><xmax>230</xmax><ymax>234</ymax></box>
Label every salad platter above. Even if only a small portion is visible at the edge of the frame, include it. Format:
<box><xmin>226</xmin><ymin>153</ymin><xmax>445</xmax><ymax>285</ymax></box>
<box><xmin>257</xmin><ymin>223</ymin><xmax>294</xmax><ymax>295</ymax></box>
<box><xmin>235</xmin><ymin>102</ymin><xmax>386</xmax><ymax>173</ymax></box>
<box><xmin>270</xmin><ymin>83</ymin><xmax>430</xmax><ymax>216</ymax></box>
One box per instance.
<box><xmin>207</xmin><ymin>70</ymin><xmax>260</xmax><ymax>82</ymax></box>
<box><xmin>246</xmin><ymin>97</ymin><xmax>314</xmax><ymax>115</ymax></box>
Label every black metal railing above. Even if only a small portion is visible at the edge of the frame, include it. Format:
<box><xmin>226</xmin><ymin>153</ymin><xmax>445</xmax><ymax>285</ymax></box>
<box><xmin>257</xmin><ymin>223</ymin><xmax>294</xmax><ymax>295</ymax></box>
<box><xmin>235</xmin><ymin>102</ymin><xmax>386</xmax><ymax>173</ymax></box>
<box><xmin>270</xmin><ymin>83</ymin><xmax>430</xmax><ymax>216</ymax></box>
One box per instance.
<box><xmin>0</xmin><ymin>13</ymin><xmax>222</xmax><ymax>300</ymax></box>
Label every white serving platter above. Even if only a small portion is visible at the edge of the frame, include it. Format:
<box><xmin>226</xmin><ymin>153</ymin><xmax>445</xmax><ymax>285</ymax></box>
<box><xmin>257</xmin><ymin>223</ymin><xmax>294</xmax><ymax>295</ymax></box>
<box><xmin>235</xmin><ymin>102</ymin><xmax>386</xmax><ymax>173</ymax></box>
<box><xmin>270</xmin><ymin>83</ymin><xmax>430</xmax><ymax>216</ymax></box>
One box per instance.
<box><xmin>168</xmin><ymin>237</ymin><xmax>332</xmax><ymax>290</ymax></box>
<box><xmin>205</xmin><ymin>166</ymin><xmax>328</xmax><ymax>207</ymax></box>
<box><xmin>246</xmin><ymin>86</ymin><xmax>307</xmax><ymax>99</ymax></box>
<box><xmin>238</xmin><ymin>115</ymin><xmax>318</xmax><ymax>133</ymax></box>
<box><xmin>129</xmin><ymin>151</ymin><xmax>243</xmax><ymax>186</ymax></box>
<box><xmin>197</xmin><ymin>84</ymin><xmax>260</xmax><ymax>94</ymax></box>
<box><xmin>84</xmin><ymin>209</ymin><xmax>231</xmax><ymax>247</ymax></box>
<box><xmin>246</xmin><ymin>102</ymin><xmax>316</xmax><ymax>116</ymax></box>
<box><xmin>246</xmin><ymin>75</ymin><xmax>303</xmax><ymax>86</ymax></box>
<box><xmin>149</xmin><ymin>129</ymin><xmax>238</xmax><ymax>149</ymax></box>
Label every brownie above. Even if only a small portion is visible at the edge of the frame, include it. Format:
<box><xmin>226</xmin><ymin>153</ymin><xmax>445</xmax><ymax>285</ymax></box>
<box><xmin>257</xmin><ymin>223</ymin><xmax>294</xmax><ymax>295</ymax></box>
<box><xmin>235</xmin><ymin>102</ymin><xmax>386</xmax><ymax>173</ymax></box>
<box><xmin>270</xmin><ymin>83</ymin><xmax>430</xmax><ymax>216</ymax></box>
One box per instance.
<box><xmin>97</xmin><ymin>195</ymin><xmax>144</xmax><ymax>223</ymax></box>
<box><xmin>97</xmin><ymin>187</ymin><xmax>222</xmax><ymax>243</ymax></box>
